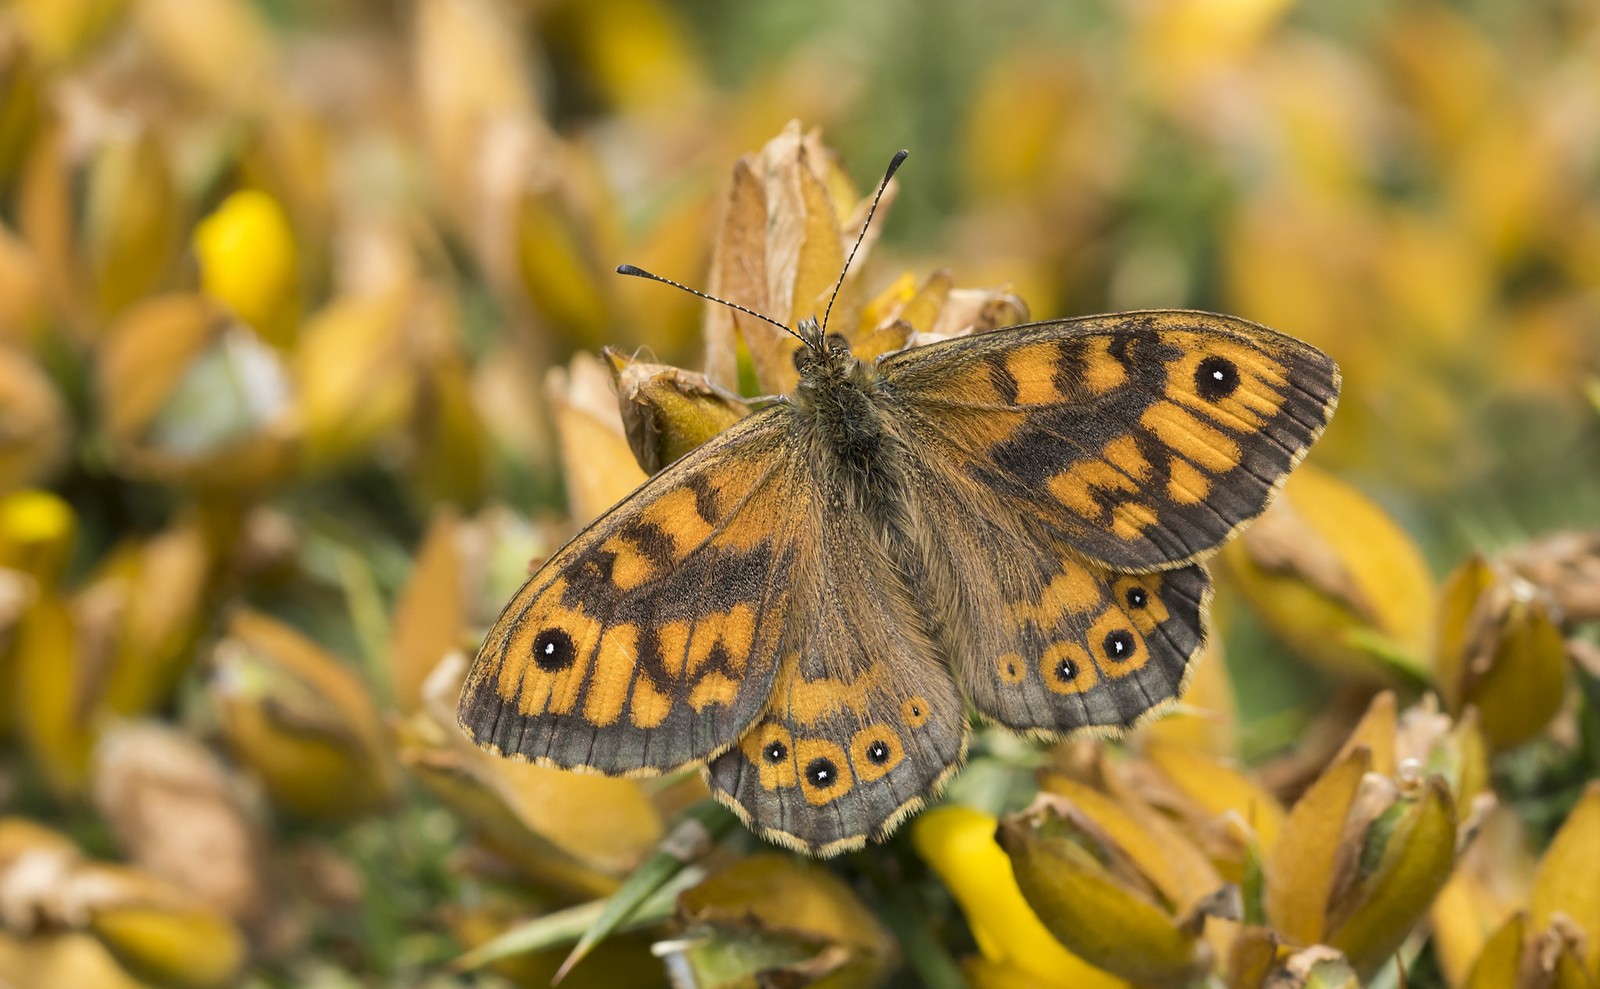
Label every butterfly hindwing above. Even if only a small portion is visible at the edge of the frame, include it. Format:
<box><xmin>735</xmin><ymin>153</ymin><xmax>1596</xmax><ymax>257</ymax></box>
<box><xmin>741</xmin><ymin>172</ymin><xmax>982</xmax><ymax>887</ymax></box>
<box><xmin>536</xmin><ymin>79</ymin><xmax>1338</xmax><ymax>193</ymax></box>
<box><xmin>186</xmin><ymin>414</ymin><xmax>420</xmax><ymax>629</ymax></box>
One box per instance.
<box><xmin>458</xmin><ymin>410</ymin><xmax>809</xmax><ymax>776</ymax></box>
<box><xmin>705</xmin><ymin>476</ymin><xmax>968</xmax><ymax>856</ymax></box>
<box><xmin>877</xmin><ymin>311</ymin><xmax>1341</xmax><ymax>571</ymax></box>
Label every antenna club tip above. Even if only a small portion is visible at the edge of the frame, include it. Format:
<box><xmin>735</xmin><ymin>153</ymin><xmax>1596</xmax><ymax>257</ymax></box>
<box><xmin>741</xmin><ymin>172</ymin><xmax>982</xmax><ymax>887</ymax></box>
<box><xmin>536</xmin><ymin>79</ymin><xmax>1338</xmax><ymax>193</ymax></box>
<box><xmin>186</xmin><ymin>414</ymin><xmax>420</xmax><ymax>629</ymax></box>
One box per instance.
<box><xmin>616</xmin><ymin>263</ymin><xmax>642</xmax><ymax>276</ymax></box>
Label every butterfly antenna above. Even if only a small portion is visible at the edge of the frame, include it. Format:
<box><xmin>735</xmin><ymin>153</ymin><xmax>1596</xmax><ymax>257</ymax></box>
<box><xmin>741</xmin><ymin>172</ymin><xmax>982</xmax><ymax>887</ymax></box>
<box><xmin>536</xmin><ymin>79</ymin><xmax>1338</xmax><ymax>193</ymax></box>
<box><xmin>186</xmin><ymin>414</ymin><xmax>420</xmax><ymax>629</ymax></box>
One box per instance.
<box><xmin>615</xmin><ymin>264</ymin><xmax>806</xmax><ymax>346</ymax></box>
<box><xmin>820</xmin><ymin>148</ymin><xmax>907</xmax><ymax>334</ymax></box>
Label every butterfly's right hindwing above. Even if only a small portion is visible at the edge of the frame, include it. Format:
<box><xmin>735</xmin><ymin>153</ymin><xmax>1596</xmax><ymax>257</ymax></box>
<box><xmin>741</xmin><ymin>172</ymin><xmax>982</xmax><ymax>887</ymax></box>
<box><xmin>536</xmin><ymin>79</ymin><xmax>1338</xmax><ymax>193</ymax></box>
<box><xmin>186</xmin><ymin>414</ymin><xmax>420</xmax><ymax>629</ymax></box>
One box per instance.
<box><xmin>458</xmin><ymin>409</ymin><xmax>807</xmax><ymax>776</ymax></box>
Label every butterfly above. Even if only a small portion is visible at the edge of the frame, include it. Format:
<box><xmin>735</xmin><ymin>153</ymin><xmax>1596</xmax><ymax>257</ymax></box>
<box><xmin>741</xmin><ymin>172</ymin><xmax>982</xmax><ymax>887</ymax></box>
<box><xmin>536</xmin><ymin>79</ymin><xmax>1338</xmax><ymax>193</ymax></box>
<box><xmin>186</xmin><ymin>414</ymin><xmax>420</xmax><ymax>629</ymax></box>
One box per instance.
<box><xmin>458</xmin><ymin>154</ymin><xmax>1340</xmax><ymax>858</ymax></box>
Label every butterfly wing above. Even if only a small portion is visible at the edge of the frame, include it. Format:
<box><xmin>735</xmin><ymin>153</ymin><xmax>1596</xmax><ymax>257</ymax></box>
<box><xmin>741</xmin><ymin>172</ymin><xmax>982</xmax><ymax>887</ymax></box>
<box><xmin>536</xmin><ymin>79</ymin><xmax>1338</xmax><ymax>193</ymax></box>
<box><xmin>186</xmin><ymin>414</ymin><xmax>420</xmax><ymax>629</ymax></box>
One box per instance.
<box><xmin>704</xmin><ymin>480</ymin><xmax>968</xmax><ymax>857</ymax></box>
<box><xmin>877</xmin><ymin>310</ymin><xmax>1340</xmax><ymax>571</ymax></box>
<box><xmin>458</xmin><ymin>408</ymin><xmax>810</xmax><ymax>776</ymax></box>
<box><xmin>907</xmin><ymin>475</ymin><xmax>1212</xmax><ymax>735</ymax></box>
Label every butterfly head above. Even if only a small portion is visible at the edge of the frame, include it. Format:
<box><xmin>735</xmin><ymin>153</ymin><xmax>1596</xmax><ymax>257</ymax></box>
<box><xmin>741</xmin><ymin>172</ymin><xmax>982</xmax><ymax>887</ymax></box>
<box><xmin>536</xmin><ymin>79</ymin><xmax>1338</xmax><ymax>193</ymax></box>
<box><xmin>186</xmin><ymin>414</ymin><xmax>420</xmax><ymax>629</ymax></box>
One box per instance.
<box><xmin>792</xmin><ymin>317</ymin><xmax>868</xmax><ymax>397</ymax></box>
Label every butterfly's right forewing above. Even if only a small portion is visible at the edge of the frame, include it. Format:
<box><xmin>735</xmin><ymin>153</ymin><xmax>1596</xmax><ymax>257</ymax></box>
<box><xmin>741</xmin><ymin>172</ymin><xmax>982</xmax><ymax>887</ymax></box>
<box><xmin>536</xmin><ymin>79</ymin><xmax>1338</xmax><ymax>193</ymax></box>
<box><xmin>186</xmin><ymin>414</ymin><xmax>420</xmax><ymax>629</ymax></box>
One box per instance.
<box><xmin>458</xmin><ymin>410</ymin><xmax>807</xmax><ymax>776</ymax></box>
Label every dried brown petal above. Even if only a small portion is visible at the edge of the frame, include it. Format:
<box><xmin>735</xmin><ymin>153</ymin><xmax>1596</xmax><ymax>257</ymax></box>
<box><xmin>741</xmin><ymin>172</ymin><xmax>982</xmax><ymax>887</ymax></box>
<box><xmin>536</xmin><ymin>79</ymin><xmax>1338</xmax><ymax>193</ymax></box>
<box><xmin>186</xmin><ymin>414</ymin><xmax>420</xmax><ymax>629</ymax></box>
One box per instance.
<box><xmin>91</xmin><ymin>722</ymin><xmax>274</xmax><ymax>938</ymax></box>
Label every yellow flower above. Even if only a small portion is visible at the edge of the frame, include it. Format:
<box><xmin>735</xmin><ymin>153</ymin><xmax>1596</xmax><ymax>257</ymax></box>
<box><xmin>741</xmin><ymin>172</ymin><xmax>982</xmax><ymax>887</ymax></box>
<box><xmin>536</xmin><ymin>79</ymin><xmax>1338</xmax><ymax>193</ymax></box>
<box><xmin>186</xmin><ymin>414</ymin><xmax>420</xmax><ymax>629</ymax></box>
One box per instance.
<box><xmin>912</xmin><ymin>804</ymin><xmax>1133</xmax><ymax>988</ymax></box>
<box><xmin>996</xmin><ymin>793</ymin><xmax>1232</xmax><ymax>988</ymax></box>
<box><xmin>1219</xmin><ymin>464</ymin><xmax>1435</xmax><ymax>683</ymax></box>
<box><xmin>667</xmin><ymin>854</ymin><xmax>897</xmax><ymax>989</ymax></box>
<box><xmin>195</xmin><ymin>189</ymin><xmax>300</xmax><ymax>348</ymax></box>
<box><xmin>1435</xmin><ymin>554</ymin><xmax>1567</xmax><ymax>751</ymax></box>
<box><xmin>209</xmin><ymin>609</ymin><xmax>399</xmax><ymax>821</ymax></box>
<box><xmin>1264</xmin><ymin>726</ymin><xmax>1460</xmax><ymax>978</ymax></box>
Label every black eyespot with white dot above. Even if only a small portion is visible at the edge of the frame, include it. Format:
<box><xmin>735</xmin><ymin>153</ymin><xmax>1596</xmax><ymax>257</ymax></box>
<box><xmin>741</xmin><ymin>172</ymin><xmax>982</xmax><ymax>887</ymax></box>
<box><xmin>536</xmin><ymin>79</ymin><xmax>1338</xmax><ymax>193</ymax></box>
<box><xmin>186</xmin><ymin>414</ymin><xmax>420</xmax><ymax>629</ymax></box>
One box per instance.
<box><xmin>1195</xmin><ymin>356</ymin><xmax>1241</xmax><ymax>402</ymax></box>
<box><xmin>532</xmin><ymin>628</ymin><xmax>576</xmax><ymax>671</ymax></box>
<box><xmin>763</xmin><ymin>740</ymin><xmax>788</xmax><ymax>764</ymax></box>
<box><xmin>866</xmin><ymin>740</ymin><xmax>891</xmax><ymax>764</ymax></box>
<box><xmin>1055</xmin><ymin>657</ymin><xmax>1079</xmax><ymax>682</ymax></box>
<box><xmin>1125</xmin><ymin>586</ymin><xmax>1149</xmax><ymax>609</ymax></box>
<box><xmin>1103</xmin><ymin>630</ymin><xmax>1136</xmax><ymax>661</ymax></box>
<box><xmin>805</xmin><ymin>757</ymin><xmax>839</xmax><ymax>789</ymax></box>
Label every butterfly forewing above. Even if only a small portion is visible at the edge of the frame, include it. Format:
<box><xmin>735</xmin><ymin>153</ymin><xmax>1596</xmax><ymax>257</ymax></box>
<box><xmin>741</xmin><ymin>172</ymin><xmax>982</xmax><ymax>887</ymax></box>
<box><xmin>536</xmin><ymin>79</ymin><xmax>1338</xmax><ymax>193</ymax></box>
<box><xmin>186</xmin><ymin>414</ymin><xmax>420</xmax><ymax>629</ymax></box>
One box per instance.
<box><xmin>458</xmin><ymin>409</ymin><xmax>809</xmax><ymax>775</ymax></box>
<box><xmin>877</xmin><ymin>311</ymin><xmax>1341</xmax><ymax>572</ymax></box>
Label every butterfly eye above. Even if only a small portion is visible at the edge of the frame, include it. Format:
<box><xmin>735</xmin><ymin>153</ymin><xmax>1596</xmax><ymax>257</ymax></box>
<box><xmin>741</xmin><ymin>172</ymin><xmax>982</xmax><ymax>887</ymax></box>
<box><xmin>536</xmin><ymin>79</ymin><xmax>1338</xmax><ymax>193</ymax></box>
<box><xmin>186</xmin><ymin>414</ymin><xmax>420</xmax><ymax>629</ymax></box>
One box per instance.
<box><xmin>825</xmin><ymin>332</ymin><xmax>850</xmax><ymax>353</ymax></box>
<box><xmin>532</xmin><ymin>628</ymin><xmax>577</xmax><ymax>671</ymax></box>
<box><xmin>763</xmin><ymin>740</ymin><xmax>788</xmax><ymax>763</ymax></box>
<box><xmin>805</xmin><ymin>757</ymin><xmax>840</xmax><ymax>789</ymax></box>
<box><xmin>1054</xmin><ymin>657</ymin><xmax>1079</xmax><ymax>682</ymax></box>
<box><xmin>866</xmin><ymin>740</ymin><xmax>891</xmax><ymax>764</ymax></box>
<box><xmin>1103</xmin><ymin>629</ymin><xmax>1136</xmax><ymax>661</ymax></box>
<box><xmin>1195</xmin><ymin>355</ymin><xmax>1241</xmax><ymax>401</ymax></box>
<box><xmin>1125</xmin><ymin>586</ymin><xmax>1149</xmax><ymax>609</ymax></box>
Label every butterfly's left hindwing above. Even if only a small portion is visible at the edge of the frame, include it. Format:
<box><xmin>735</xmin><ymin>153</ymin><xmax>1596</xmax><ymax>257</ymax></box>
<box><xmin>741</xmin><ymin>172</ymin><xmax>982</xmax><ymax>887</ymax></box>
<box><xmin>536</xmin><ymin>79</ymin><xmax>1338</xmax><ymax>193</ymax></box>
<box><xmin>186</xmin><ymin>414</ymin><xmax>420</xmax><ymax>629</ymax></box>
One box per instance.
<box><xmin>458</xmin><ymin>410</ymin><xmax>808</xmax><ymax>776</ymax></box>
<box><xmin>878</xmin><ymin>311</ymin><xmax>1341</xmax><ymax>572</ymax></box>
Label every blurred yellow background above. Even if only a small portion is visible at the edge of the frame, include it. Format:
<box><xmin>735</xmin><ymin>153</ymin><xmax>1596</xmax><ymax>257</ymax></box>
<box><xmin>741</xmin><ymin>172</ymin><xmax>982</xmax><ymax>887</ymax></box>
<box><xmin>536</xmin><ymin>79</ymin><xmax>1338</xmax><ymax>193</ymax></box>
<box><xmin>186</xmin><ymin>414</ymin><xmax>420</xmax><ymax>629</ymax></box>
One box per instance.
<box><xmin>0</xmin><ymin>1</ymin><xmax>1597</xmax><ymax>987</ymax></box>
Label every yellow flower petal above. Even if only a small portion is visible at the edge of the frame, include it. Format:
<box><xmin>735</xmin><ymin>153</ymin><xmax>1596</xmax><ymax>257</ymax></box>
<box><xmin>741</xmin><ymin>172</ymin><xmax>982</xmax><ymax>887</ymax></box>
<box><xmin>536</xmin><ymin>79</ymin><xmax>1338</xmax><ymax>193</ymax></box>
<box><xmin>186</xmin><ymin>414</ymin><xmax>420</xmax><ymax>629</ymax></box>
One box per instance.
<box><xmin>1265</xmin><ymin>745</ymin><xmax>1371</xmax><ymax>945</ymax></box>
<box><xmin>195</xmin><ymin>190</ymin><xmax>299</xmax><ymax>347</ymax></box>
<box><xmin>1530</xmin><ymin>782</ymin><xmax>1600</xmax><ymax>985</ymax></box>
<box><xmin>911</xmin><ymin>805</ymin><xmax>1129</xmax><ymax>987</ymax></box>
<box><xmin>996</xmin><ymin>805</ymin><xmax>1212</xmax><ymax>988</ymax></box>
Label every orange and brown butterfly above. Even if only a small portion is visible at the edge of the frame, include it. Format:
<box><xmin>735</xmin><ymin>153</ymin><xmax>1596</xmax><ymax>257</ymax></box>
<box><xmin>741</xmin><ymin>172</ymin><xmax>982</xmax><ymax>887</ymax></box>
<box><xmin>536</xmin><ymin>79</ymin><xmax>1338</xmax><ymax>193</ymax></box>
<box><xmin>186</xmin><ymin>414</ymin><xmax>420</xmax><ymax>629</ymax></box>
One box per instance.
<box><xmin>458</xmin><ymin>150</ymin><xmax>1340</xmax><ymax>857</ymax></box>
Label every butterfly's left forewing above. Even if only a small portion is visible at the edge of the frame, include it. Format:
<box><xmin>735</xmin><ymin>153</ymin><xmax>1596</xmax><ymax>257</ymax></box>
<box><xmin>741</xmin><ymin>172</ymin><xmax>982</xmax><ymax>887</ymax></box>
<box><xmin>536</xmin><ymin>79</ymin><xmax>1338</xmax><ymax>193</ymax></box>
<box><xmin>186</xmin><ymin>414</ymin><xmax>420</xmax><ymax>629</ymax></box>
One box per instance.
<box><xmin>458</xmin><ymin>410</ymin><xmax>809</xmax><ymax>776</ymax></box>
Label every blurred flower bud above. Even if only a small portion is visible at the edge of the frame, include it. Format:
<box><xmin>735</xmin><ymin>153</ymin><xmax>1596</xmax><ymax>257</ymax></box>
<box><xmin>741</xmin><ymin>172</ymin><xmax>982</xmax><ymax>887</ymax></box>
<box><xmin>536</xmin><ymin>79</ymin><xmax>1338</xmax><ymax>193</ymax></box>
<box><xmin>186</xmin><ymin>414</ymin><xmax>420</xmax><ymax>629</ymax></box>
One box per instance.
<box><xmin>397</xmin><ymin>653</ymin><xmax>662</xmax><ymax>898</ymax></box>
<box><xmin>390</xmin><ymin>509</ymin><xmax>469</xmax><ymax>716</ymax></box>
<box><xmin>8</xmin><ymin>0</ymin><xmax>125</xmax><ymax>69</ymax></box>
<box><xmin>291</xmin><ymin>291</ymin><xmax>413</xmax><ymax>472</ymax></box>
<box><xmin>82</xmin><ymin>517</ymin><xmax>212</xmax><ymax>718</ymax></box>
<box><xmin>548</xmin><ymin>352</ymin><xmax>648</xmax><ymax>523</ymax></box>
<box><xmin>1501</xmin><ymin>530</ymin><xmax>1600</xmax><ymax>627</ymax></box>
<box><xmin>195</xmin><ymin>189</ymin><xmax>300</xmax><ymax>349</ymax></box>
<box><xmin>1265</xmin><ymin>740</ymin><xmax>1459</xmax><ymax>978</ymax></box>
<box><xmin>0</xmin><ymin>818</ymin><xmax>246</xmax><ymax>989</ymax></box>
<box><xmin>1461</xmin><ymin>785</ymin><xmax>1600</xmax><ymax>988</ymax></box>
<box><xmin>414</xmin><ymin>0</ymin><xmax>536</xmax><ymax>237</ymax></box>
<box><xmin>1134</xmin><ymin>736</ymin><xmax>1286</xmax><ymax>874</ymax></box>
<box><xmin>542</xmin><ymin>0</ymin><xmax>704</xmax><ymax>115</ymax></box>
<box><xmin>606</xmin><ymin>347</ymin><xmax>749</xmax><ymax>474</ymax></box>
<box><xmin>0</xmin><ymin>28</ymin><xmax>45</xmax><ymax>192</ymax></box>
<box><xmin>667</xmin><ymin>854</ymin><xmax>897</xmax><ymax>989</ymax></box>
<box><xmin>0</xmin><ymin>222</ymin><xmax>48</xmax><ymax>346</ymax></box>
<box><xmin>130</xmin><ymin>0</ymin><xmax>273</xmax><ymax>109</ymax></box>
<box><xmin>96</xmin><ymin>295</ymin><xmax>297</xmax><ymax>489</ymax></box>
<box><xmin>1138</xmin><ymin>637</ymin><xmax>1238</xmax><ymax>757</ymax></box>
<box><xmin>0</xmin><ymin>348</ymin><xmax>68</xmax><ymax>493</ymax></box>
<box><xmin>516</xmin><ymin>178</ymin><xmax>612</xmax><ymax>351</ymax></box>
<box><xmin>0</xmin><ymin>488</ymin><xmax>74</xmax><ymax>582</ymax></box>
<box><xmin>912</xmin><ymin>804</ymin><xmax>1132</xmax><ymax>988</ymax></box>
<box><xmin>995</xmin><ymin>794</ymin><xmax>1230</xmax><ymax>987</ymax></box>
<box><xmin>1435</xmin><ymin>554</ymin><xmax>1566</xmax><ymax>751</ymax></box>
<box><xmin>1219</xmin><ymin>464</ymin><xmax>1434</xmax><ymax>684</ymax></box>
<box><xmin>1431</xmin><ymin>806</ymin><xmax>1536</xmax><ymax>987</ymax></box>
<box><xmin>85</xmin><ymin>124</ymin><xmax>182</xmax><ymax>320</ymax></box>
<box><xmin>1132</xmin><ymin>0</ymin><xmax>1296</xmax><ymax>103</ymax></box>
<box><xmin>91</xmin><ymin>722</ymin><xmax>276</xmax><ymax>941</ymax></box>
<box><xmin>1525</xmin><ymin>782</ymin><xmax>1600</xmax><ymax>987</ymax></box>
<box><xmin>77</xmin><ymin>864</ymin><xmax>249</xmax><ymax>989</ymax></box>
<box><xmin>0</xmin><ymin>490</ymin><xmax>75</xmax><ymax>747</ymax></box>
<box><xmin>209</xmin><ymin>609</ymin><xmax>399</xmax><ymax>821</ymax></box>
<box><xmin>11</xmin><ymin>591</ymin><xmax>96</xmax><ymax>797</ymax></box>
